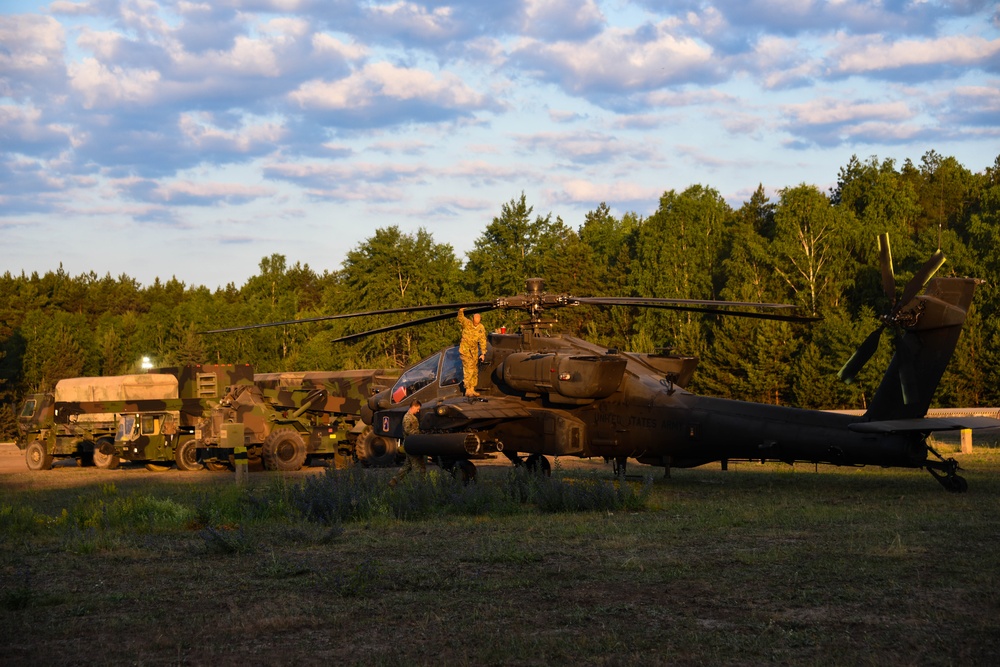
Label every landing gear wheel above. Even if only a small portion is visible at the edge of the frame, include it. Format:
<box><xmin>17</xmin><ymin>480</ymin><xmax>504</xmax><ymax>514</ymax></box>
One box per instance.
<box><xmin>455</xmin><ymin>459</ymin><xmax>477</xmax><ymax>486</ymax></box>
<box><xmin>949</xmin><ymin>475</ymin><xmax>969</xmax><ymax>493</ymax></box>
<box><xmin>525</xmin><ymin>454</ymin><xmax>551</xmax><ymax>476</ymax></box>
<box><xmin>204</xmin><ymin>460</ymin><xmax>230</xmax><ymax>472</ymax></box>
<box><xmin>262</xmin><ymin>428</ymin><xmax>308</xmax><ymax>471</ymax></box>
<box><xmin>355</xmin><ymin>427</ymin><xmax>399</xmax><ymax>467</ymax></box>
<box><xmin>174</xmin><ymin>439</ymin><xmax>203</xmax><ymax>471</ymax></box>
<box><xmin>25</xmin><ymin>441</ymin><xmax>53</xmax><ymax>471</ymax></box>
<box><xmin>928</xmin><ymin>458</ymin><xmax>968</xmax><ymax>493</ymax></box>
<box><xmin>612</xmin><ymin>456</ymin><xmax>627</xmax><ymax>478</ymax></box>
<box><xmin>93</xmin><ymin>440</ymin><xmax>120</xmax><ymax>470</ymax></box>
<box><xmin>145</xmin><ymin>462</ymin><xmax>171</xmax><ymax>472</ymax></box>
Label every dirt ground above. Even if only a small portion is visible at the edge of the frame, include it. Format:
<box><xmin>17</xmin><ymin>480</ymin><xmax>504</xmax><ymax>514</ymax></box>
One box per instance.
<box><xmin>0</xmin><ymin>443</ymin><xmax>28</xmax><ymax>474</ymax></box>
<box><xmin>0</xmin><ymin>441</ymin><xmax>618</xmax><ymax>486</ymax></box>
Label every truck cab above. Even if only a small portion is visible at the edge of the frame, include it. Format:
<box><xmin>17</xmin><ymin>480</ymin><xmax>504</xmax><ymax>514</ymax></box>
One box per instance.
<box><xmin>115</xmin><ymin>411</ymin><xmax>183</xmax><ymax>463</ymax></box>
<box><xmin>16</xmin><ymin>393</ymin><xmax>54</xmax><ymax>447</ymax></box>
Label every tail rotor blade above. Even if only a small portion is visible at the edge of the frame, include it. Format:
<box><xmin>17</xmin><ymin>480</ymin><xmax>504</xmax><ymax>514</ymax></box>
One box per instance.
<box><xmin>878</xmin><ymin>233</ymin><xmax>895</xmax><ymax>302</ymax></box>
<box><xmin>894</xmin><ymin>250</ymin><xmax>946</xmax><ymax>314</ymax></box>
<box><xmin>838</xmin><ymin>325</ymin><xmax>885</xmax><ymax>383</ymax></box>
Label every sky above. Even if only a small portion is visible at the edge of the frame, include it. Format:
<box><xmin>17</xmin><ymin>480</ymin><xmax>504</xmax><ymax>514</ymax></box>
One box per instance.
<box><xmin>1</xmin><ymin>1</ymin><xmax>998</xmax><ymax>290</ymax></box>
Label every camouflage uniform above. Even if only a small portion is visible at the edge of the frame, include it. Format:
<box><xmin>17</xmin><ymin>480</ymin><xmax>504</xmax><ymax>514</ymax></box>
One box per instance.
<box><xmin>391</xmin><ymin>406</ymin><xmax>425</xmax><ymax>486</ymax></box>
<box><xmin>458</xmin><ymin>308</ymin><xmax>488</xmax><ymax>396</ymax></box>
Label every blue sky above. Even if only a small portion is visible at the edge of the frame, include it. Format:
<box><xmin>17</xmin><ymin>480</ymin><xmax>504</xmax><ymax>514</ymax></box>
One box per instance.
<box><xmin>2</xmin><ymin>1</ymin><xmax>998</xmax><ymax>289</ymax></box>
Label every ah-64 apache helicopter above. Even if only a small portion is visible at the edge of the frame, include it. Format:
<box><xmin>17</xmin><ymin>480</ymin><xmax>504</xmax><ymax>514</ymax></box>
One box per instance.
<box><xmin>208</xmin><ymin>235</ymin><xmax>999</xmax><ymax>491</ymax></box>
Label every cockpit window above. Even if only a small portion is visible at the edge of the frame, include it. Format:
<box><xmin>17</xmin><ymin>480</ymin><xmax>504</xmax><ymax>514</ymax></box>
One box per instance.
<box><xmin>390</xmin><ymin>353</ymin><xmax>441</xmax><ymax>403</ymax></box>
<box><xmin>440</xmin><ymin>346</ymin><xmax>462</xmax><ymax>387</ymax></box>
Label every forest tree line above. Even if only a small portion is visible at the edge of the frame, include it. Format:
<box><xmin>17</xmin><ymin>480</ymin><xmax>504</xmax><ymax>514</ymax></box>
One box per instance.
<box><xmin>2</xmin><ymin>150</ymin><xmax>999</xmax><ymax>438</ymax></box>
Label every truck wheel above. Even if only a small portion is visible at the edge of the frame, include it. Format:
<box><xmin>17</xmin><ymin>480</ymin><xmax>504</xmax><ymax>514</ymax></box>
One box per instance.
<box><xmin>174</xmin><ymin>439</ymin><xmax>203</xmax><ymax>471</ymax></box>
<box><xmin>25</xmin><ymin>441</ymin><xmax>53</xmax><ymax>471</ymax></box>
<box><xmin>78</xmin><ymin>440</ymin><xmax>96</xmax><ymax>467</ymax></box>
<box><xmin>355</xmin><ymin>427</ymin><xmax>399</xmax><ymax>468</ymax></box>
<box><xmin>262</xmin><ymin>428</ymin><xmax>307</xmax><ymax>472</ymax></box>
<box><xmin>93</xmin><ymin>440</ymin><xmax>120</xmax><ymax>470</ymax></box>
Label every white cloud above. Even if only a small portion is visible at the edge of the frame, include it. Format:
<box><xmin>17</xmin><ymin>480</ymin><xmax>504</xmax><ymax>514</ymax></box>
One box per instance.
<box><xmin>177</xmin><ymin>112</ymin><xmax>286</xmax><ymax>152</ymax></box>
<box><xmin>513</xmin><ymin>19</ymin><xmax>720</xmax><ymax>96</ymax></box>
<box><xmin>68</xmin><ymin>58</ymin><xmax>162</xmax><ymax>109</ymax></box>
<box><xmin>782</xmin><ymin>97</ymin><xmax>915</xmax><ymax>125</ymax></box>
<box><xmin>830</xmin><ymin>34</ymin><xmax>1000</xmax><ymax>76</ymax></box>
<box><xmin>366</xmin><ymin>1</ymin><xmax>459</xmax><ymax>41</ymax></box>
<box><xmin>549</xmin><ymin>177</ymin><xmax>661</xmax><ymax>206</ymax></box>
<box><xmin>520</xmin><ymin>0</ymin><xmax>605</xmax><ymax>40</ymax></box>
<box><xmin>290</xmin><ymin>62</ymin><xmax>489</xmax><ymax>110</ymax></box>
<box><xmin>125</xmin><ymin>178</ymin><xmax>277</xmax><ymax>205</ymax></box>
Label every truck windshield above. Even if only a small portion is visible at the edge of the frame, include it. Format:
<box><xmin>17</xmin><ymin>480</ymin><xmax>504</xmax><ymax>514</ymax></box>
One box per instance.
<box><xmin>117</xmin><ymin>415</ymin><xmax>137</xmax><ymax>442</ymax></box>
<box><xmin>19</xmin><ymin>399</ymin><xmax>36</xmax><ymax>418</ymax></box>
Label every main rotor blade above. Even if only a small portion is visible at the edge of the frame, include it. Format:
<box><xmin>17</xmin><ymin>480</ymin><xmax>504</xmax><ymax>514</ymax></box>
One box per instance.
<box><xmin>893</xmin><ymin>250</ymin><xmax>946</xmax><ymax>315</ymax></box>
<box><xmin>576</xmin><ymin>297</ymin><xmax>800</xmax><ymax>310</ymax></box>
<box><xmin>577</xmin><ymin>298</ymin><xmax>819</xmax><ymax>323</ymax></box>
<box><xmin>878</xmin><ymin>233</ymin><xmax>896</xmax><ymax>302</ymax></box>
<box><xmin>838</xmin><ymin>325</ymin><xmax>885</xmax><ymax>383</ymax></box>
<box><xmin>201</xmin><ymin>301</ymin><xmax>494</xmax><ymax>334</ymax></box>
<box><xmin>331</xmin><ymin>306</ymin><xmax>497</xmax><ymax>344</ymax></box>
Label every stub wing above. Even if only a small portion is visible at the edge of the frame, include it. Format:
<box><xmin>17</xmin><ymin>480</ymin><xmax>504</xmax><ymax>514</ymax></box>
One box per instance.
<box><xmin>425</xmin><ymin>396</ymin><xmax>533</xmax><ymax>431</ymax></box>
<box><xmin>849</xmin><ymin>416</ymin><xmax>1000</xmax><ymax>434</ymax></box>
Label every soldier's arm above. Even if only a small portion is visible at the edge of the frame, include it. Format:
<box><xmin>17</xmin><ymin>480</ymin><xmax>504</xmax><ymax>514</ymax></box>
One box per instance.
<box><xmin>457</xmin><ymin>308</ymin><xmax>470</xmax><ymax>327</ymax></box>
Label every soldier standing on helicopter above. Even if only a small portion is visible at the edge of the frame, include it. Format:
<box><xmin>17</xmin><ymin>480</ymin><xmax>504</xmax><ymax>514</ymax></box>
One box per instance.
<box><xmin>457</xmin><ymin>308</ymin><xmax>488</xmax><ymax>397</ymax></box>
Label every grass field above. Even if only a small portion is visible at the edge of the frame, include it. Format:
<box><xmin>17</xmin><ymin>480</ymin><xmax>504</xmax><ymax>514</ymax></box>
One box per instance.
<box><xmin>2</xmin><ymin>451</ymin><xmax>999</xmax><ymax>666</ymax></box>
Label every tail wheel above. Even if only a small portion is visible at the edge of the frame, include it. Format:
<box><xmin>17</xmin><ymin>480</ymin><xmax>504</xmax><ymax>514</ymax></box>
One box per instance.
<box><xmin>355</xmin><ymin>427</ymin><xmax>399</xmax><ymax>467</ymax></box>
<box><xmin>174</xmin><ymin>439</ymin><xmax>203</xmax><ymax>472</ymax></box>
<box><xmin>262</xmin><ymin>428</ymin><xmax>308</xmax><ymax>472</ymax></box>
<box><xmin>93</xmin><ymin>440</ymin><xmax>120</xmax><ymax>470</ymax></box>
<box><xmin>25</xmin><ymin>441</ymin><xmax>53</xmax><ymax>471</ymax></box>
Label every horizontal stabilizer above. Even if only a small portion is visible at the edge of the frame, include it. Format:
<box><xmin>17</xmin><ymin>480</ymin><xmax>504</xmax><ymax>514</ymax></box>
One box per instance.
<box><xmin>849</xmin><ymin>416</ymin><xmax>1000</xmax><ymax>434</ymax></box>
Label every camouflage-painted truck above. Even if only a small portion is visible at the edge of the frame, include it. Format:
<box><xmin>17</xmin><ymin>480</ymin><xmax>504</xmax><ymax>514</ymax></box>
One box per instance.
<box><xmin>114</xmin><ymin>368</ymin><xmax>401</xmax><ymax>471</ymax></box>
<box><xmin>173</xmin><ymin>369</ymin><xmax>401</xmax><ymax>471</ymax></box>
<box><xmin>16</xmin><ymin>364</ymin><xmax>252</xmax><ymax>471</ymax></box>
<box><xmin>111</xmin><ymin>364</ymin><xmax>254</xmax><ymax>470</ymax></box>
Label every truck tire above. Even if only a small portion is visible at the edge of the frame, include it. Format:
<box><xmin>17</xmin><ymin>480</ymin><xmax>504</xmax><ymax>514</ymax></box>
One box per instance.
<box><xmin>355</xmin><ymin>427</ymin><xmax>399</xmax><ymax>468</ymax></box>
<box><xmin>262</xmin><ymin>428</ymin><xmax>307</xmax><ymax>472</ymax></box>
<box><xmin>174</xmin><ymin>439</ymin><xmax>203</xmax><ymax>471</ymax></box>
<box><xmin>93</xmin><ymin>439</ymin><xmax>120</xmax><ymax>470</ymax></box>
<box><xmin>25</xmin><ymin>440</ymin><xmax>53</xmax><ymax>471</ymax></box>
<box><xmin>78</xmin><ymin>440</ymin><xmax>96</xmax><ymax>467</ymax></box>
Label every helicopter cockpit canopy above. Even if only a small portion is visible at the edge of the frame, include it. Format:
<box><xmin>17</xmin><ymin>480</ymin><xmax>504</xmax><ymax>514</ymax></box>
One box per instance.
<box><xmin>389</xmin><ymin>346</ymin><xmax>465</xmax><ymax>403</ymax></box>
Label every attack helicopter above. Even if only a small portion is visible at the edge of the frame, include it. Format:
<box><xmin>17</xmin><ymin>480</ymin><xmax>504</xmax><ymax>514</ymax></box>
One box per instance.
<box><xmin>206</xmin><ymin>235</ymin><xmax>999</xmax><ymax>491</ymax></box>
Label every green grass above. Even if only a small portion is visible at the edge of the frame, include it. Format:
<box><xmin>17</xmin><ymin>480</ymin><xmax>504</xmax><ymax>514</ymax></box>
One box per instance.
<box><xmin>1</xmin><ymin>454</ymin><xmax>999</xmax><ymax>665</ymax></box>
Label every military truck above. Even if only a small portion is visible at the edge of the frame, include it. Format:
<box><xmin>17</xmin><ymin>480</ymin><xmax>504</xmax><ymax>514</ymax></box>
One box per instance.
<box><xmin>114</xmin><ymin>368</ymin><xmax>401</xmax><ymax>471</ymax></box>
<box><xmin>17</xmin><ymin>374</ymin><xmax>181</xmax><ymax>470</ymax></box>
<box><xmin>17</xmin><ymin>365</ymin><xmax>253</xmax><ymax>471</ymax></box>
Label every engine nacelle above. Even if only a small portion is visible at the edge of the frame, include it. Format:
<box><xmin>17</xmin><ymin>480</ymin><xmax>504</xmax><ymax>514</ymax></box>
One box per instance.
<box><xmin>500</xmin><ymin>352</ymin><xmax>626</xmax><ymax>402</ymax></box>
